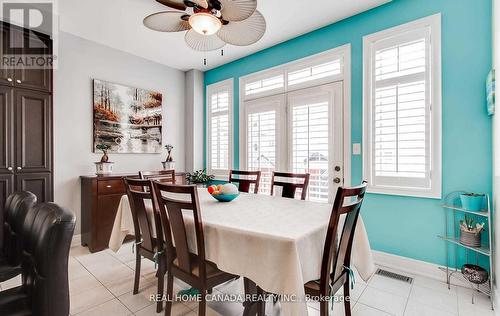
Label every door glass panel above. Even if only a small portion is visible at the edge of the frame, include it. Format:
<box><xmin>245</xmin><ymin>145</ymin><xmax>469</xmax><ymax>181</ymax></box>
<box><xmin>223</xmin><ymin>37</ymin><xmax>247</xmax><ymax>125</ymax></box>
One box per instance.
<box><xmin>292</xmin><ymin>101</ymin><xmax>329</xmax><ymax>202</ymax></box>
<box><xmin>247</xmin><ymin>110</ymin><xmax>276</xmax><ymax>194</ymax></box>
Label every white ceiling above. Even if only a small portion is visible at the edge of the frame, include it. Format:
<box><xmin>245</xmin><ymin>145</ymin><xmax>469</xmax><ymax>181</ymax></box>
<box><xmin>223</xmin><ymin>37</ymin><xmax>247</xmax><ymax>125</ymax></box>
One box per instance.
<box><xmin>59</xmin><ymin>0</ymin><xmax>390</xmax><ymax>71</ymax></box>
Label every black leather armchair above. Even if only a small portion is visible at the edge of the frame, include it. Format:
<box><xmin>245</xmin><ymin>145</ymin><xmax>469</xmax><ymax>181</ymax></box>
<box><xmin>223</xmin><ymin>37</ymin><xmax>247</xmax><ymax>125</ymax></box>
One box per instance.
<box><xmin>0</xmin><ymin>202</ymin><xmax>76</xmax><ymax>316</ymax></box>
<box><xmin>0</xmin><ymin>191</ymin><xmax>37</xmax><ymax>282</ymax></box>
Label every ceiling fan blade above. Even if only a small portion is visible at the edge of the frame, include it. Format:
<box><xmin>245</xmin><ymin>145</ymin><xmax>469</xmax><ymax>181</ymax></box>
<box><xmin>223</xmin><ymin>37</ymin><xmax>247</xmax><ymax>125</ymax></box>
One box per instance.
<box><xmin>143</xmin><ymin>11</ymin><xmax>191</xmax><ymax>32</ymax></box>
<box><xmin>217</xmin><ymin>10</ymin><xmax>265</xmax><ymax>46</ymax></box>
<box><xmin>155</xmin><ymin>0</ymin><xmax>186</xmax><ymax>11</ymax></box>
<box><xmin>219</xmin><ymin>0</ymin><xmax>257</xmax><ymax>22</ymax></box>
<box><xmin>185</xmin><ymin>29</ymin><xmax>226</xmax><ymax>51</ymax></box>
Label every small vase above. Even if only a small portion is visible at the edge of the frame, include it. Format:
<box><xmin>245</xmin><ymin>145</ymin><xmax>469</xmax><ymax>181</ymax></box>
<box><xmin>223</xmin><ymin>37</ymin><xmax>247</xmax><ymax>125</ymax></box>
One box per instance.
<box><xmin>95</xmin><ymin>162</ymin><xmax>114</xmax><ymax>175</ymax></box>
<box><xmin>162</xmin><ymin>161</ymin><xmax>175</xmax><ymax>170</ymax></box>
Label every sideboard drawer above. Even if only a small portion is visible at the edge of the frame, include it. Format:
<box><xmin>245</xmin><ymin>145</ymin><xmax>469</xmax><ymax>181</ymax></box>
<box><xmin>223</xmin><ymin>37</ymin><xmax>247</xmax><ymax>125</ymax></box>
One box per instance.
<box><xmin>97</xmin><ymin>179</ymin><xmax>125</xmax><ymax>195</ymax></box>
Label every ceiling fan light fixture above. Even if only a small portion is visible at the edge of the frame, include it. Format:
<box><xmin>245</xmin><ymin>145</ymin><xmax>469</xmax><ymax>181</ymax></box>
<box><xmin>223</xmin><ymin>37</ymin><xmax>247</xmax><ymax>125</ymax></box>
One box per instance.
<box><xmin>189</xmin><ymin>13</ymin><xmax>221</xmax><ymax>35</ymax></box>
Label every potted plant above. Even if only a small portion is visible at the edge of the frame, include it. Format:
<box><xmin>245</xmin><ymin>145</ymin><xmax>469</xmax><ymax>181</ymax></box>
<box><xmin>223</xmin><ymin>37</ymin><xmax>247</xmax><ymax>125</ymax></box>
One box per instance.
<box><xmin>459</xmin><ymin>215</ymin><xmax>485</xmax><ymax>247</ymax></box>
<box><xmin>460</xmin><ymin>193</ymin><xmax>486</xmax><ymax>211</ymax></box>
<box><xmin>186</xmin><ymin>169</ymin><xmax>215</xmax><ymax>188</ymax></box>
<box><xmin>162</xmin><ymin>144</ymin><xmax>175</xmax><ymax>170</ymax></box>
<box><xmin>95</xmin><ymin>143</ymin><xmax>114</xmax><ymax>175</ymax></box>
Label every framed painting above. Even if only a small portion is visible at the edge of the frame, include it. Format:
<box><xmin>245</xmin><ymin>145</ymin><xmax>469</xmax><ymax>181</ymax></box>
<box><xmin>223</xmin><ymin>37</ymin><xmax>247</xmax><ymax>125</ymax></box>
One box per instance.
<box><xmin>93</xmin><ymin>79</ymin><xmax>163</xmax><ymax>153</ymax></box>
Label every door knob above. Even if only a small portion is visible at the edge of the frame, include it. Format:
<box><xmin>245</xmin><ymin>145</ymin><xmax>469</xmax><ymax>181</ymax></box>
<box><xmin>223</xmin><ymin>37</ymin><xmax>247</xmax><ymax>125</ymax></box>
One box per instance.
<box><xmin>7</xmin><ymin>167</ymin><xmax>12</xmax><ymax>171</ymax></box>
<box><xmin>333</xmin><ymin>177</ymin><xmax>341</xmax><ymax>184</ymax></box>
<box><xmin>16</xmin><ymin>79</ymin><xmax>21</xmax><ymax>84</ymax></box>
<box><xmin>17</xmin><ymin>167</ymin><xmax>21</xmax><ymax>170</ymax></box>
<box><xmin>334</xmin><ymin>166</ymin><xmax>341</xmax><ymax>172</ymax></box>
<box><xmin>6</xmin><ymin>78</ymin><xmax>12</xmax><ymax>82</ymax></box>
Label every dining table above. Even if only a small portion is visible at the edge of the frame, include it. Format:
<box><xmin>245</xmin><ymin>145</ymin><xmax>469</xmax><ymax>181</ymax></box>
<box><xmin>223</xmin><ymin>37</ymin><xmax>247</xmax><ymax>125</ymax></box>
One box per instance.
<box><xmin>109</xmin><ymin>188</ymin><xmax>376</xmax><ymax>316</ymax></box>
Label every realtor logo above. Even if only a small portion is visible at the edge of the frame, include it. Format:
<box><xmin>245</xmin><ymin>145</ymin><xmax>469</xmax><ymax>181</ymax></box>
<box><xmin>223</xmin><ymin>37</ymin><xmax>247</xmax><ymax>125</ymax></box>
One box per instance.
<box><xmin>1</xmin><ymin>1</ymin><xmax>58</xmax><ymax>69</ymax></box>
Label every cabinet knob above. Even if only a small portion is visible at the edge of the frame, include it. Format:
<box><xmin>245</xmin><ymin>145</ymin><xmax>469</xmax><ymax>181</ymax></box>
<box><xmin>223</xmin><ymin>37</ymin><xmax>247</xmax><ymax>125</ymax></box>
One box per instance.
<box><xmin>333</xmin><ymin>177</ymin><xmax>341</xmax><ymax>184</ymax></box>
<box><xmin>334</xmin><ymin>166</ymin><xmax>341</xmax><ymax>172</ymax></box>
<box><xmin>15</xmin><ymin>79</ymin><xmax>21</xmax><ymax>84</ymax></box>
<box><xmin>106</xmin><ymin>185</ymin><xmax>112</xmax><ymax>188</ymax></box>
<box><xmin>6</xmin><ymin>78</ymin><xmax>12</xmax><ymax>82</ymax></box>
<box><xmin>7</xmin><ymin>167</ymin><xmax>12</xmax><ymax>171</ymax></box>
<box><xmin>17</xmin><ymin>166</ymin><xmax>21</xmax><ymax>170</ymax></box>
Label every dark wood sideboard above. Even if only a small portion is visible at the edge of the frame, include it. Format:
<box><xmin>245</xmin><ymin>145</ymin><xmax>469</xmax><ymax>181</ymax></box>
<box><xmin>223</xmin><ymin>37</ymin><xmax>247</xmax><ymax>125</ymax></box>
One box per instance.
<box><xmin>80</xmin><ymin>172</ymin><xmax>186</xmax><ymax>252</ymax></box>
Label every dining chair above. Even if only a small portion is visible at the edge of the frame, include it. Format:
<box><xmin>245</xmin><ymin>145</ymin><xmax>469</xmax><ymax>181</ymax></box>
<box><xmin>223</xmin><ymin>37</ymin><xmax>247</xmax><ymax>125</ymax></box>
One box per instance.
<box><xmin>0</xmin><ymin>191</ymin><xmax>37</xmax><ymax>282</ymax></box>
<box><xmin>153</xmin><ymin>182</ymin><xmax>238</xmax><ymax>316</ymax></box>
<box><xmin>140</xmin><ymin>169</ymin><xmax>176</xmax><ymax>184</ymax></box>
<box><xmin>304</xmin><ymin>181</ymin><xmax>367</xmax><ymax>316</ymax></box>
<box><xmin>270</xmin><ymin>172</ymin><xmax>310</xmax><ymax>200</ymax></box>
<box><xmin>229</xmin><ymin>170</ymin><xmax>261</xmax><ymax>194</ymax></box>
<box><xmin>0</xmin><ymin>202</ymin><xmax>75</xmax><ymax>316</ymax></box>
<box><xmin>124</xmin><ymin>178</ymin><xmax>167</xmax><ymax>313</ymax></box>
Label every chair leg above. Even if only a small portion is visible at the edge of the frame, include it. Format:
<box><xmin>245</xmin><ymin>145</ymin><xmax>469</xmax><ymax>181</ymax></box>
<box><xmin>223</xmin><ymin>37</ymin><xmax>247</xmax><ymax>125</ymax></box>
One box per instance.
<box><xmin>343</xmin><ymin>281</ymin><xmax>352</xmax><ymax>316</ymax></box>
<box><xmin>198</xmin><ymin>288</ymin><xmax>207</xmax><ymax>316</ymax></box>
<box><xmin>156</xmin><ymin>263</ymin><xmax>165</xmax><ymax>313</ymax></box>
<box><xmin>164</xmin><ymin>273</ymin><xmax>174</xmax><ymax>316</ymax></box>
<box><xmin>133</xmin><ymin>251</ymin><xmax>141</xmax><ymax>295</ymax></box>
<box><xmin>319</xmin><ymin>300</ymin><xmax>328</xmax><ymax>316</ymax></box>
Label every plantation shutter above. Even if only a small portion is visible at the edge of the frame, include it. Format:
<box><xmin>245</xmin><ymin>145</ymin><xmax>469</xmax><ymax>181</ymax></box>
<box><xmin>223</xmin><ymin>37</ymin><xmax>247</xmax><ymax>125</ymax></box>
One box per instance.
<box><xmin>208</xmin><ymin>86</ymin><xmax>231</xmax><ymax>174</ymax></box>
<box><xmin>364</xmin><ymin>20</ymin><xmax>441</xmax><ymax>197</ymax></box>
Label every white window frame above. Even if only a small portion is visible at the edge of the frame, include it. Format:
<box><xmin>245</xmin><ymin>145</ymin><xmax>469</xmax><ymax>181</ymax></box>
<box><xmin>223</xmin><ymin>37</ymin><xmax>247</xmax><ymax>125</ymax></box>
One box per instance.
<box><xmin>239</xmin><ymin>44</ymin><xmax>352</xmax><ymax>187</ymax></box>
<box><xmin>206</xmin><ymin>78</ymin><xmax>234</xmax><ymax>177</ymax></box>
<box><xmin>362</xmin><ymin>14</ymin><xmax>442</xmax><ymax>199</ymax></box>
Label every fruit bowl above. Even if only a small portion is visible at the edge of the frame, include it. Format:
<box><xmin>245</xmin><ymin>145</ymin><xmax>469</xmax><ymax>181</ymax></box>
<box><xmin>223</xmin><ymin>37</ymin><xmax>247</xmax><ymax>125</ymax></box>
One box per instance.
<box><xmin>207</xmin><ymin>183</ymin><xmax>240</xmax><ymax>202</ymax></box>
<box><xmin>210</xmin><ymin>193</ymin><xmax>240</xmax><ymax>202</ymax></box>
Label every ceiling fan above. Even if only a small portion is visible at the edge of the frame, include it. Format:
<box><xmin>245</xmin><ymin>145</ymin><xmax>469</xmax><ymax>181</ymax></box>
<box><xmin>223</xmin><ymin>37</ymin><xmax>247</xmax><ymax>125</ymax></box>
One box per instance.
<box><xmin>143</xmin><ymin>0</ymin><xmax>266</xmax><ymax>52</ymax></box>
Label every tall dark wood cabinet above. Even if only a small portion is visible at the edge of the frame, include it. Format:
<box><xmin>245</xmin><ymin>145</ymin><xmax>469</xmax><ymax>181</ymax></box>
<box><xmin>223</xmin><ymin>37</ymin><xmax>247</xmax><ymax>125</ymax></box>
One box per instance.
<box><xmin>0</xmin><ymin>22</ymin><xmax>53</xmax><ymax>245</ymax></box>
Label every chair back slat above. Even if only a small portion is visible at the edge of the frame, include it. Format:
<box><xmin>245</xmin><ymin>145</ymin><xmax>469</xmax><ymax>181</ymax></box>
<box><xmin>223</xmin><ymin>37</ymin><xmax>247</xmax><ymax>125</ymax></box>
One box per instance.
<box><xmin>124</xmin><ymin>178</ymin><xmax>163</xmax><ymax>253</ymax></box>
<box><xmin>229</xmin><ymin>170</ymin><xmax>261</xmax><ymax>194</ymax></box>
<box><xmin>154</xmin><ymin>183</ymin><xmax>206</xmax><ymax>278</ymax></box>
<box><xmin>320</xmin><ymin>181</ymin><xmax>367</xmax><ymax>289</ymax></box>
<box><xmin>140</xmin><ymin>170</ymin><xmax>176</xmax><ymax>184</ymax></box>
<box><xmin>270</xmin><ymin>172</ymin><xmax>310</xmax><ymax>200</ymax></box>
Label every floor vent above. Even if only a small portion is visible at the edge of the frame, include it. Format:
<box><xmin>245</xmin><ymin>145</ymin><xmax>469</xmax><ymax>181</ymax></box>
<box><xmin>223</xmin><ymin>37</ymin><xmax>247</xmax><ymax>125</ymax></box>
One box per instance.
<box><xmin>375</xmin><ymin>268</ymin><xmax>413</xmax><ymax>284</ymax></box>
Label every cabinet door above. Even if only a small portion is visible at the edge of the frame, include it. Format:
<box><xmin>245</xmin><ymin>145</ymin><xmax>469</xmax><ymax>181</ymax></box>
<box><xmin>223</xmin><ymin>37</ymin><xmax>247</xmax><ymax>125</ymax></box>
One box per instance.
<box><xmin>15</xmin><ymin>172</ymin><xmax>52</xmax><ymax>202</ymax></box>
<box><xmin>0</xmin><ymin>174</ymin><xmax>14</xmax><ymax>247</ymax></box>
<box><xmin>0</xmin><ymin>23</ymin><xmax>15</xmax><ymax>86</ymax></box>
<box><xmin>14</xmin><ymin>89</ymin><xmax>52</xmax><ymax>173</ymax></box>
<box><xmin>14</xmin><ymin>30</ymin><xmax>52</xmax><ymax>92</ymax></box>
<box><xmin>0</xmin><ymin>86</ymin><xmax>13</xmax><ymax>174</ymax></box>
<box><xmin>96</xmin><ymin>194</ymin><xmax>123</xmax><ymax>251</ymax></box>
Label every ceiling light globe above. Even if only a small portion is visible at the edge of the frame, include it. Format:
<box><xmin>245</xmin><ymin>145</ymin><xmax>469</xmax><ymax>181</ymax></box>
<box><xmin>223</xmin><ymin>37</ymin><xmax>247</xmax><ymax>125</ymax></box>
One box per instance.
<box><xmin>189</xmin><ymin>13</ymin><xmax>222</xmax><ymax>35</ymax></box>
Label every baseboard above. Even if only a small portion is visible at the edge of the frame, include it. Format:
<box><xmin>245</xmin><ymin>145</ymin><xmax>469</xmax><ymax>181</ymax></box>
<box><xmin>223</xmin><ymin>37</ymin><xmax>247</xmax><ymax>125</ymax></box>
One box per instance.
<box><xmin>493</xmin><ymin>285</ymin><xmax>500</xmax><ymax>313</ymax></box>
<box><xmin>372</xmin><ymin>250</ymin><xmax>469</xmax><ymax>288</ymax></box>
<box><xmin>71</xmin><ymin>234</ymin><xmax>81</xmax><ymax>248</ymax></box>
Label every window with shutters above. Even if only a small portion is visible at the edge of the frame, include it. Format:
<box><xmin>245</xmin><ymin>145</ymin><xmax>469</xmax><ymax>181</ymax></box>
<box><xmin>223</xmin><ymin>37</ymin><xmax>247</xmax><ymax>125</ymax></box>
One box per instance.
<box><xmin>207</xmin><ymin>79</ymin><xmax>233</xmax><ymax>176</ymax></box>
<box><xmin>363</xmin><ymin>14</ymin><xmax>441</xmax><ymax>198</ymax></box>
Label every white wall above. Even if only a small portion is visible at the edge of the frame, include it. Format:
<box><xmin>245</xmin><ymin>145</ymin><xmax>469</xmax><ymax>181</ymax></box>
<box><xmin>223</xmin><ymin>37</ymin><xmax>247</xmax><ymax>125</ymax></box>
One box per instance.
<box><xmin>53</xmin><ymin>32</ymin><xmax>186</xmax><ymax>234</ymax></box>
<box><xmin>492</xmin><ymin>0</ymin><xmax>500</xmax><ymax>309</ymax></box>
<box><xmin>184</xmin><ymin>69</ymin><xmax>205</xmax><ymax>172</ymax></box>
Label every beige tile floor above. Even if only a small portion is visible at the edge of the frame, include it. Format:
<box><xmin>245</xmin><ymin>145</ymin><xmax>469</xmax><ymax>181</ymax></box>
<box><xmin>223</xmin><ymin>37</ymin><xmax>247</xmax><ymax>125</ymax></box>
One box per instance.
<box><xmin>0</xmin><ymin>242</ymin><xmax>494</xmax><ymax>316</ymax></box>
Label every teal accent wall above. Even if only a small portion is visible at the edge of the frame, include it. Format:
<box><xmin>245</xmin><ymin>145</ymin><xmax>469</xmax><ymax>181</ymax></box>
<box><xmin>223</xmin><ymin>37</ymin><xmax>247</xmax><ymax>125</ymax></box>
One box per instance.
<box><xmin>204</xmin><ymin>0</ymin><xmax>492</xmax><ymax>266</ymax></box>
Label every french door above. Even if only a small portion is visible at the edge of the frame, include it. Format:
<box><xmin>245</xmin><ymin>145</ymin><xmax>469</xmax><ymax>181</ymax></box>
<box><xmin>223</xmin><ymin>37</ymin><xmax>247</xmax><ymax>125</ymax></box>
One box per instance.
<box><xmin>243</xmin><ymin>82</ymin><xmax>344</xmax><ymax>202</ymax></box>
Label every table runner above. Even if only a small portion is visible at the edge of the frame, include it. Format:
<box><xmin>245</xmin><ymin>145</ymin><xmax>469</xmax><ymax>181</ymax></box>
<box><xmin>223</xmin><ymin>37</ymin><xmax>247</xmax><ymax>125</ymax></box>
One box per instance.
<box><xmin>109</xmin><ymin>189</ymin><xmax>376</xmax><ymax>316</ymax></box>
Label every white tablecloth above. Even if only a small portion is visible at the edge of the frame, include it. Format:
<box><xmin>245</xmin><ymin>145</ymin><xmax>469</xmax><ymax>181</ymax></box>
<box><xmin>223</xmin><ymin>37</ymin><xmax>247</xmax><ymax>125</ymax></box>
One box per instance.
<box><xmin>109</xmin><ymin>190</ymin><xmax>376</xmax><ymax>316</ymax></box>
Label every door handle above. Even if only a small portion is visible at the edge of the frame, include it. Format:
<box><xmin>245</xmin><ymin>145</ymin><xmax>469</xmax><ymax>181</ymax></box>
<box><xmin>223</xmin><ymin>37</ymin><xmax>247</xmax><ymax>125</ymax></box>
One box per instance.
<box><xmin>333</xmin><ymin>177</ymin><xmax>341</xmax><ymax>184</ymax></box>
